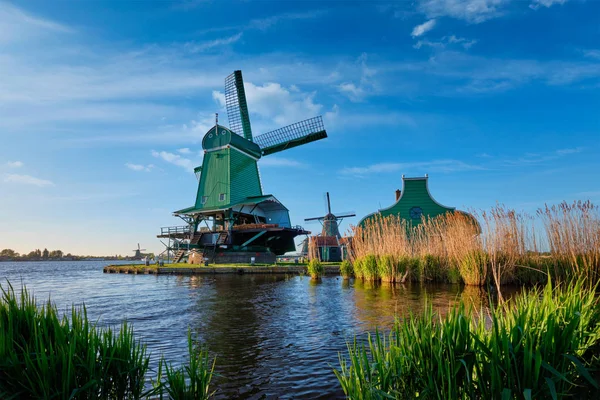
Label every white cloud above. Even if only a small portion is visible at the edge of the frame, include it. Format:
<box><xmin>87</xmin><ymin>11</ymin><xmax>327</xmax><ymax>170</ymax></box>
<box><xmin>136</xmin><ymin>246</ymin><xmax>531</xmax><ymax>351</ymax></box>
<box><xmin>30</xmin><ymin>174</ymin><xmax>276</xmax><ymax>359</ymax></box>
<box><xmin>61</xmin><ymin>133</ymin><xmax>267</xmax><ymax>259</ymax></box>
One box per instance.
<box><xmin>151</xmin><ymin>150</ymin><xmax>196</xmax><ymax>170</ymax></box>
<box><xmin>583</xmin><ymin>50</ymin><xmax>600</xmax><ymax>60</ymax></box>
<box><xmin>341</xmin><ymin>159</ymin><xmax>483</xmax><ymax>176</ymax></box>
<box><xmin>337</xmin><ymin>83</ymin><xmax>366</xmax><ymax>102</ymax></box>
<box><xmin>529</xmin><ymin>0</ymin><xmax>568</xmax><ymax>10</ymax></box>
<box><xmin>414</xmin><ymin>35</ymin><xmax>477</xmax><ymax>50</ymax></box>
<box><xmin>6</xmin><ymin>161</ymin><xmax>23</xmax><ymax>168</ymax></box>
<box><xmin>125</xmin><ymin>163</ymin><xmax>154</xmax><ymax>172</ymax></box>
<box><xmin>184</xmin><ymin>33</ymin><xmax>243</xmax><ymax>53</ymax></box>
<box><xmin>178</xmin><ymin>148</ymin><xmax>192</xmax><ymax>154</ymax></box>
<box><xmin>2</xmin><ymin>173</ymin><xmax>54</xmax><ymax>187</ymax></box>
<box><xmin>418</xmin><ymin>0</ymin><xmax>510</xmax><ymax>23</ymax></box>
<box><xmin>335</xmin><ymin>53</ymin><xmax>378</xmax><ymax>102</ymax></box>
<box><xmin>260</xmin><ymin>157</ymin><xmax>305</xmax><ymax>168</ymax></box>
<box><xmin>412</xmin><ymin>19</ymin><xmax>437</xmax><ymax>37</ymax></box>
<box><xmin>0</xmin><ymin>2</ymin><xmax>73</xmax><ymax>44</ymax></box>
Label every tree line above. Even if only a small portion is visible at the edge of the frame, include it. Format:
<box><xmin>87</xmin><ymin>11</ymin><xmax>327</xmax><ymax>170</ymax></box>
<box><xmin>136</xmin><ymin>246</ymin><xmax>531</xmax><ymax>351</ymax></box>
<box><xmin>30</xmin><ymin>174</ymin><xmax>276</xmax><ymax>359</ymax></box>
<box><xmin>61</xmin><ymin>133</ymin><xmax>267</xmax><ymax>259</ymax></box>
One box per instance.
<box><xmin>0</xmin><ymin>249</ymin><xmax>126</xmax><ymax>261</ymax></box>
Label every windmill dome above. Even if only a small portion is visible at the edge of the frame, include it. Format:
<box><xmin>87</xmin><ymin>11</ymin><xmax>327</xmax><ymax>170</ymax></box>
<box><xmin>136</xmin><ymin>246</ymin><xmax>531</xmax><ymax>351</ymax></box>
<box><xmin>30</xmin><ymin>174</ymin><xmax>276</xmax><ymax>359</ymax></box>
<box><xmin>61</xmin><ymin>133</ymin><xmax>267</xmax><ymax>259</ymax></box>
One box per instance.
<box><xmin>202</xmin><ymin>125</ymin><xmax>262</xmax><ymax>159</ymax></box>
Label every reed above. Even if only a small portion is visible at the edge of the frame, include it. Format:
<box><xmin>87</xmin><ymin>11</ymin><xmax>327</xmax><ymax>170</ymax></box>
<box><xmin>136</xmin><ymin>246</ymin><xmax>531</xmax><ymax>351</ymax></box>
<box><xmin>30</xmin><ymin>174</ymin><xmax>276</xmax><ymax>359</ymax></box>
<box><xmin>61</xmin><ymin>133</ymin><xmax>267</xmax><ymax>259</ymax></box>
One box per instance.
<box><xmin>335</xmin><ymin>279</ymin><xmax>600</xmax><ymax>399</ymax></box>
<box><xmin>0</xmin><ymin>282</ymin><xmax>216</xmax><ymax>400</ymax></box>
<box><xmin>155</xmin><ymin>331</ymin><xmax>215</xmax><ymax>400</ymax></box>
<box><xmin>349</xmin><ymin>201</ymin><xmax>600</xmax><ymax>286</ymax></box>
<box><xmin>307</xmin><ymin>258</ymin><xmax>324</xmax><ymax>279</ymax></box>
<box><xmin>340</xmin><ymin>259</ymin><xmax>353</xmax><ymax>279</ymax></box>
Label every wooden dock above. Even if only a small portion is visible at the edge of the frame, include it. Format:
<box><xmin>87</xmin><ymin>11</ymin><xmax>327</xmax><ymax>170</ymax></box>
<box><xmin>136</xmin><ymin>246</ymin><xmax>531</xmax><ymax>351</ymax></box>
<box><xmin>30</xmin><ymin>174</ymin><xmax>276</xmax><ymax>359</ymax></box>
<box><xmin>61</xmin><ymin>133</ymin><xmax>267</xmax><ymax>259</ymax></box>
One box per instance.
<box><xmin>103</xmin><ymin>264</ymin><xmax>341</xmax><ymax>276</ymax></box>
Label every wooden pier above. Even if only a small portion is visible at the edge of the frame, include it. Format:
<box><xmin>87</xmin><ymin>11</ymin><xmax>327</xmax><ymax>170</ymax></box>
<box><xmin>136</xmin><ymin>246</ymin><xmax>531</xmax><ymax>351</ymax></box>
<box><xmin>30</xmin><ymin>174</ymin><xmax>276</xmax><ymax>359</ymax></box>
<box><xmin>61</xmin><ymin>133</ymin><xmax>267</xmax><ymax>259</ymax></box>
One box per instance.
<box><xmin>103</xmin><ymin>264</ymin><xmax>341</xmax><ymax>276</ymax></box>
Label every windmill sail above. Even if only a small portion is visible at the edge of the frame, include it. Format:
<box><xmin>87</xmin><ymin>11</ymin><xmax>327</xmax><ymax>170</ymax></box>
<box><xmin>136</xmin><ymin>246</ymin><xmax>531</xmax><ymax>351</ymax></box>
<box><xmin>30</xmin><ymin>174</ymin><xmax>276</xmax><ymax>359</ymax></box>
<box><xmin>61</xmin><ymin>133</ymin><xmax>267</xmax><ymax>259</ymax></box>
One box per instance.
<box><xmin>225</xmin><ymin>70</ymin><xmax>253</xmax><ymax>141</ymax></box>
<box><xmin>254</xmin><ymin>116</ymin><xmax>327</xmax><ymax>156</ymax></box>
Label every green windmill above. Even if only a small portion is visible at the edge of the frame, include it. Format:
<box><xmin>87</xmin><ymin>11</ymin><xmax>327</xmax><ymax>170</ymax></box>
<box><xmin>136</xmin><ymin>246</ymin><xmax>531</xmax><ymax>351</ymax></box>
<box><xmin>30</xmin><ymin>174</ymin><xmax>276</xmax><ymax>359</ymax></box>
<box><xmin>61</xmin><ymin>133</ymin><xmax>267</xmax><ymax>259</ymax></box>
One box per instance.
<box><xmin>158</xmin><ymin>70</ymin><xmax>328</xmax><ymax>264</ymax></box>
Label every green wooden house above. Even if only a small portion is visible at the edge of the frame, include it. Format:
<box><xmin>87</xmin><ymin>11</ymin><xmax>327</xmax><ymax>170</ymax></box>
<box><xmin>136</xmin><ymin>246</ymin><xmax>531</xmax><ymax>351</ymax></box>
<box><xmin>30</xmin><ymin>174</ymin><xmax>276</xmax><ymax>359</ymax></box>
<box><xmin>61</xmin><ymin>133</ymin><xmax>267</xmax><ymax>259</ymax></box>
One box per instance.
<box><xmin>359</xmin><ymin>175</ymin><xmax>476</xmax><ymax>227</ymax></box>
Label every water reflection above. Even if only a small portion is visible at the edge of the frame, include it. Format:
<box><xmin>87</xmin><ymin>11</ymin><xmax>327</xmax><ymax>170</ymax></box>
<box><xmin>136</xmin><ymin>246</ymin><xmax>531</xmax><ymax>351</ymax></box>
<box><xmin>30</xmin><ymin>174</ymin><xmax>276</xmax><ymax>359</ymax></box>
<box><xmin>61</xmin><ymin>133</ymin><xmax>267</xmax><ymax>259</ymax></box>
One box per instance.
<box><xmin>1</xmin><ymin>262</ymin><xmax>515</xmax><ymax>399</ymax></box>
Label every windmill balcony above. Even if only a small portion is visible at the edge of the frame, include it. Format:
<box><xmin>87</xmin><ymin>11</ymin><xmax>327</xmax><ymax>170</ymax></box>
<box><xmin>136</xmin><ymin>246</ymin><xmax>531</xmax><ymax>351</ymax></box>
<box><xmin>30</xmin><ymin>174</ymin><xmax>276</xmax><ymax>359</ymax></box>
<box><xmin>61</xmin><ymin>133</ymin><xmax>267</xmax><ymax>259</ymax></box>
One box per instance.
<box><xmin>157</xmin><ymin>225</ymin><xmax>192</xmax><ymax>239</ymax></box>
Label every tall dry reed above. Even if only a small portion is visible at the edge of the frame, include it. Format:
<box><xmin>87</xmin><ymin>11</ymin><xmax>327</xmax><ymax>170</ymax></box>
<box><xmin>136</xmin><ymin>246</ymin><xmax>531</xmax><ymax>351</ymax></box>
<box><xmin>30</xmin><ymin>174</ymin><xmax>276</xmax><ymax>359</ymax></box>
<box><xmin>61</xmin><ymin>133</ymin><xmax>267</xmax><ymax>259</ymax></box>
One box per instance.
<box><xmin>349</xmin><ymin>201</ymin><xmax>600</xmax><ymax>287</ymax></box>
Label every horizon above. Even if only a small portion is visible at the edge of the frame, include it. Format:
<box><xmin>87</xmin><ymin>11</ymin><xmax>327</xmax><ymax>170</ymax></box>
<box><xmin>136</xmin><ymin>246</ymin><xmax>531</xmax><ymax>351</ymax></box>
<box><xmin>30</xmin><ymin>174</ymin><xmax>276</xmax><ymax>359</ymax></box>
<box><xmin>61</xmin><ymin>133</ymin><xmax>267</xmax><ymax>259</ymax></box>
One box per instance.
<box><xmin>1</xmin><ymin>0</ymin><xmax>599</xmax><ymax>256</ymax></box>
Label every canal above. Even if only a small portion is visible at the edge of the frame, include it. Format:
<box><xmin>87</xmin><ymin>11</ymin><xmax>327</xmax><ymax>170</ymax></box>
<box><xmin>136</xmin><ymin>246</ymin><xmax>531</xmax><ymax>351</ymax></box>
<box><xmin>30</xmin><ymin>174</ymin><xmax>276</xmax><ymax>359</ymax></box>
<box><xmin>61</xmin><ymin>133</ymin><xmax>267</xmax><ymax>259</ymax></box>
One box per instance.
<box><xmin>1</xmin><ymin>261</ymin><xmax>492</xmax><ymax>399</ymax></box>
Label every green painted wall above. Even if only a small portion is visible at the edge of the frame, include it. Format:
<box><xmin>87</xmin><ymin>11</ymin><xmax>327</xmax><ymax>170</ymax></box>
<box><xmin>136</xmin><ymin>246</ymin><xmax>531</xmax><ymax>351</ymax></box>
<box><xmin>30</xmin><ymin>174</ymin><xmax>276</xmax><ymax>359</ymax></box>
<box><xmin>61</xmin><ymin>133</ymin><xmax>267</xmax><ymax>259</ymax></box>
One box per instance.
<box><xmin>230</xmin><ymin>149</ymin><xmax>262</xmax><ymax>204</ymax></box>
<box><xmin>194</xmin><ymin>149</ymin><xmax>230</xmax><ymax>209</ymax></box>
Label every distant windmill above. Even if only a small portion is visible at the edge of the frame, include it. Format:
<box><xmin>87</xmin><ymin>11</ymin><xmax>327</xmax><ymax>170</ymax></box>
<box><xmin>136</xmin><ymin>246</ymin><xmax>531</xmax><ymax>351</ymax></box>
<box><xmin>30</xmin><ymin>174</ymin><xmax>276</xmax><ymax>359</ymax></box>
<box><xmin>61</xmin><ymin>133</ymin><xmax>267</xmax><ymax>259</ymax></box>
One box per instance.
<box><xmin>302</xmin><ymin>193</ymin><xmax>355</xmax><ymax>262</ymax></box>
<box><xmin>305</xmin><ymin>192</ymin><xmax>355</xmax><ymax>239</ymax></box>
<box><xmin>132</xmin><ymin>243</ymin><xmax>146</xmax><ymax>260</ymax></box>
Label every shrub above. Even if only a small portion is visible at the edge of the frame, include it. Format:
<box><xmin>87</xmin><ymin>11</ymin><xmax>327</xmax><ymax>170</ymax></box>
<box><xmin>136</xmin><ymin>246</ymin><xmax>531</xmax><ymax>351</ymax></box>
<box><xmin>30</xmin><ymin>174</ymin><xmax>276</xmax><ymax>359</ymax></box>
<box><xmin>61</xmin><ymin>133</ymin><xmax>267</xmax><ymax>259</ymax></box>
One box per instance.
<box><xmin>307</xmin><ymin>258</ymin><xmax>324</xmax><ymax>279</ymax></box>
<box><xmin>340</xmin><ymin>260</ymin><xmax>353</xmax><ymax>279</ymax></box>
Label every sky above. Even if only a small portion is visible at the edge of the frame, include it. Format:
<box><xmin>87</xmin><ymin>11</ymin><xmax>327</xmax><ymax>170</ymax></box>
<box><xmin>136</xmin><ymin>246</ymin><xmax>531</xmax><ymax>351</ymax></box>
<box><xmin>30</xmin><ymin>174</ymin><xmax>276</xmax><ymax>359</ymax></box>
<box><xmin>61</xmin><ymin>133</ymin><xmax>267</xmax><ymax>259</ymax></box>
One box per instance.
<box><xmin>0</xmin><ymin>0</ymin><xmax>599</xmax><ymax>256</ymax></box>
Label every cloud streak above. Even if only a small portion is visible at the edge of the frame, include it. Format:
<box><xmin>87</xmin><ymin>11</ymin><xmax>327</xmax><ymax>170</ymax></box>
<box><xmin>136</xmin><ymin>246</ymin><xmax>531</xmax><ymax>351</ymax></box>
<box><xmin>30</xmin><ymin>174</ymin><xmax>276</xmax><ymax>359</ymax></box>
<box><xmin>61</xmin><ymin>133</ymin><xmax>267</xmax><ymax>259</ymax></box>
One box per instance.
<box><xmin>2</xmin><ymin>173</ymin><xmax>54</xmax><ymax>187</ymax></box>
<box><xmin>412</xmin><ymin>19</ymin><xmax>437</xmax><ymax>37</ymax></box>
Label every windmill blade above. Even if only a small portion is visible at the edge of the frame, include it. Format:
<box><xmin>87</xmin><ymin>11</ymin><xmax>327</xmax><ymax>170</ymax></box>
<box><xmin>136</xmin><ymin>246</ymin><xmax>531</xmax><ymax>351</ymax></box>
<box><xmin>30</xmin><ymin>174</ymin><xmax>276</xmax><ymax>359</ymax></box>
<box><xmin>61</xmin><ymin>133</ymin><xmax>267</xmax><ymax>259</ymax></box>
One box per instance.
<box><xmin>304</xmin><ymin>216</ymin><xmax>324</xmax><ymax>222</ymax></box>
<box><xmin>333</xmin><ymin>211</ymin><xmax>357</xmax><ymax>218</ymax></box>
<box><xmin>254</xmin><ymin>116</ymin><xmax>327</xmax><ymax>156</ymax></box>
<box><xmin>224</xmin><ymin>70</ymin><xmax>253</xmax><ymax>141</ymax></box>
<box><xmin>335</xmin><ymin>213</ymin><xmax>356</xmax><ymax>219</ymax></box>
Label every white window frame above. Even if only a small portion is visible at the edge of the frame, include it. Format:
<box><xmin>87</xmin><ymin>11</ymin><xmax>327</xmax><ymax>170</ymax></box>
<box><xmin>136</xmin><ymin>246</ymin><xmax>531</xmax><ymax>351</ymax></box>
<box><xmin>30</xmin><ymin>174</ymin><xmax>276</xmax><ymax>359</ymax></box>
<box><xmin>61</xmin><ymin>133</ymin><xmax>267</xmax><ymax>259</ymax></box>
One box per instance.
<box><xmin>219</xmin><ymin>193</ymin><xmax>225</xmax><ymax>202</ymax></box>
<box><xmin>201</xmin><ymin>196</ymin><xmax>208</xmax><ymax>204</ymax></box>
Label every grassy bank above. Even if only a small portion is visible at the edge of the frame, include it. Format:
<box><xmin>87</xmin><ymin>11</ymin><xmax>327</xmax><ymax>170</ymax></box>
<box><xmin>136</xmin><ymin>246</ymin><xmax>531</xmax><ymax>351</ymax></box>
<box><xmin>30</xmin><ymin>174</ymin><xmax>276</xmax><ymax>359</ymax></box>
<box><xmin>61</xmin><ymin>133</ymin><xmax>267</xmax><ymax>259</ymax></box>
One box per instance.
<box><xmin>0</xmin><ymin>283</ymin><xmax>214</xmax><ymax>399</ymax></box>
<box><xmin>335</xmin><ymin>279</ymin><xmax>600</xmax><ymax>399</ymax></box>
<box><xmin>350</xmin><ymin>201</ymin><xmax>600</xmax><ymax>289</ymax></box>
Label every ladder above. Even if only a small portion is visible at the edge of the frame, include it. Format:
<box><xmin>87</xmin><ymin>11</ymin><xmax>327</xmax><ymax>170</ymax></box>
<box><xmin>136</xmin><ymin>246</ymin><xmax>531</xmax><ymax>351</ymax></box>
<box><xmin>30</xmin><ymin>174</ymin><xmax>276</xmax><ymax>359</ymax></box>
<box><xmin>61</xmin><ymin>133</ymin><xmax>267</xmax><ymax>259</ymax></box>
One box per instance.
<box><xmin>172</xmin><ymin>249</ymin><xmax>186</xmax><ymax>263</ymax></box>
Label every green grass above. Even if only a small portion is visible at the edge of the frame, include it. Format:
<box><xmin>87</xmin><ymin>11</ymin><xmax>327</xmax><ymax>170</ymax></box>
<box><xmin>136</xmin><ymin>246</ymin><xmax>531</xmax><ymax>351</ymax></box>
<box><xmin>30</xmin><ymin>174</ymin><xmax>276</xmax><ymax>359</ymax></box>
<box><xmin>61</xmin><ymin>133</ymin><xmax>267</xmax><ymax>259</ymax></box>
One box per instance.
<box><xmin>335</xmin><ymin>279</ymin><xmax>600</xmax><ymax>399</ymax></box>
<box><xmin>0</xmin><ymin>282</ymin><xmax>215</xmax><ymax>399</ymax></box>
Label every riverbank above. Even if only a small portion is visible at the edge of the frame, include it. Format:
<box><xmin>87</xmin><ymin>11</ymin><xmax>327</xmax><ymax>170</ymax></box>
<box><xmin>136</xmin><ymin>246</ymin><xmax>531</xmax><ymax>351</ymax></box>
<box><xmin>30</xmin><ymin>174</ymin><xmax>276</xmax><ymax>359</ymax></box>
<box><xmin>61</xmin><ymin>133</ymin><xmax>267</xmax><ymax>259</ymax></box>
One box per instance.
<box><xmin>103</xmin><ymin>263</ymin><xmax>341</xmax><ymax>275</ymax></box>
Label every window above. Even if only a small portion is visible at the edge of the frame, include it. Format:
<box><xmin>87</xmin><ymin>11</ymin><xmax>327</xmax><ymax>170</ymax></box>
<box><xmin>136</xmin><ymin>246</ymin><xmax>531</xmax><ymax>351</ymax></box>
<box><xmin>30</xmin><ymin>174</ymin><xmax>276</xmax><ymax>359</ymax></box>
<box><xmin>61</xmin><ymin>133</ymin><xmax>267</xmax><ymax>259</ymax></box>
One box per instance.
<box><xmin>201</xmin><ymin>196</ymin><xmax>208</xmax><ymax>204</ymax></box>
<box><xmin>219</xmin><ymin>193</ymin><xmax>225</xmax><ymax>201</ymax></box>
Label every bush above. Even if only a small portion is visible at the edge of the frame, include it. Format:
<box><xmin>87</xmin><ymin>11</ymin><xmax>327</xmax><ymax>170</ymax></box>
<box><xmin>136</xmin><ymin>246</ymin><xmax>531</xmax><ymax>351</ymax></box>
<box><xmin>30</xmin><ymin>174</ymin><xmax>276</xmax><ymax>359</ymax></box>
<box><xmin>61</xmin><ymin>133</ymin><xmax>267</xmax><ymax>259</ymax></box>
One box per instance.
<box><xmin>335</xmin><ymin>279</ymin><xmax>600</xmax><ymax>399</ymax></box>
<box><xmin>340</xmin><ymin>260</ymin><xmax>353</xmax><ymax>279</ymax></box>
<box><xmin>307</xmin><ymin>258</ymin><xmax>324</xmax><ymax>279</ymax></box>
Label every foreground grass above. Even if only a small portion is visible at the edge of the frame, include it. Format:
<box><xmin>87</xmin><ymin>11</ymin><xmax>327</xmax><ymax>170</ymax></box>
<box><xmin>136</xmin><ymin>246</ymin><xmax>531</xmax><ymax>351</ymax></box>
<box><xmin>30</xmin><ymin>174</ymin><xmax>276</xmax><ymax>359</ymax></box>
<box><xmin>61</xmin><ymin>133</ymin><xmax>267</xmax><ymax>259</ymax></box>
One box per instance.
<box><xmin>0</xmin><ymin>282</ymin><xmax>214</xmax><ymax>399</ymax></box>
<box><xmin>335</xmin><ymin>279</ymin><xmax>600</xmax><ymax>399</ymax></box>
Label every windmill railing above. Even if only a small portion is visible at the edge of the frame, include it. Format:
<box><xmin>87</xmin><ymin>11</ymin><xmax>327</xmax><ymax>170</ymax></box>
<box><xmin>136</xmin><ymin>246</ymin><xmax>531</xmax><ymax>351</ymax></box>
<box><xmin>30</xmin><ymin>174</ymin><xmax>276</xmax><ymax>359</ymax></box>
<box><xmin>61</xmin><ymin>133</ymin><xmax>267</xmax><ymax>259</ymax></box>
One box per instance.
<box><xmin>160</xmin><ymin>226</ymin><xmax>192</xmax><ymax>236</ymax></box>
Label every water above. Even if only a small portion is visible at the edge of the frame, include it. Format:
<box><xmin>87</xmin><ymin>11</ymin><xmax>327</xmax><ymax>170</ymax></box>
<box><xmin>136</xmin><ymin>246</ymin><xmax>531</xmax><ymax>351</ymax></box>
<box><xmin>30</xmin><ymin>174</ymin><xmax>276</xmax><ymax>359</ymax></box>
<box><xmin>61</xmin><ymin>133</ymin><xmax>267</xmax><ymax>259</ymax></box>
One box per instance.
<box><xmin>0</xmin><ymin>261</ymin><xmax>491</xmax><ymax>399</ymax></box>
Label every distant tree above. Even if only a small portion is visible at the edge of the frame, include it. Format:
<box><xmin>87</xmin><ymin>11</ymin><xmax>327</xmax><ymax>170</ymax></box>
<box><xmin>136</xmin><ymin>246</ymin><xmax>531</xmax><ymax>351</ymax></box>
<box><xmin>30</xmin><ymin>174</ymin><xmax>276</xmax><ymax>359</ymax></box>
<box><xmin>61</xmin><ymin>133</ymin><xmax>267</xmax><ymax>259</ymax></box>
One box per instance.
<box><xmin>49</xmin><ymin>250</ymin><xmax>63</xmax><ymax>259</ymax></box>
<box><xmin>42</xmin><ymin>248</ymin><xmax>49</xmax><ymax>259</ymax></box>
<box><xmin>0</xmin><ymin>249</ymin><xmax>19</xmax><ymax>258</ymax></box>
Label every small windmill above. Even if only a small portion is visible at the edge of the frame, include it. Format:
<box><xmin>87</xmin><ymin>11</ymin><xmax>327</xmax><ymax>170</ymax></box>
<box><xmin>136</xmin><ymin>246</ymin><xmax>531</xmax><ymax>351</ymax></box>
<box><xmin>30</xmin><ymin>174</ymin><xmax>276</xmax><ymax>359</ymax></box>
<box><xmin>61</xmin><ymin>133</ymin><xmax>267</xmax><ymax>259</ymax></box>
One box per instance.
<box><xmin>162</xmin><ymin>70</ymin><xmax>328</xmax><ymax>264</ymax></box>
<box><xmin>305</xmin><ymin>192</ymin><xmax>355</xmax><ymax>238</ymax></box>
<box><xmin>132</xmin><ymin>243</ymin><xmax>146</xmax><ymax>260</ymax></box>
<box><xmin>303</xmin><ymin>193</ymin><xmax>355</xmax><ymax>261</ymax></box>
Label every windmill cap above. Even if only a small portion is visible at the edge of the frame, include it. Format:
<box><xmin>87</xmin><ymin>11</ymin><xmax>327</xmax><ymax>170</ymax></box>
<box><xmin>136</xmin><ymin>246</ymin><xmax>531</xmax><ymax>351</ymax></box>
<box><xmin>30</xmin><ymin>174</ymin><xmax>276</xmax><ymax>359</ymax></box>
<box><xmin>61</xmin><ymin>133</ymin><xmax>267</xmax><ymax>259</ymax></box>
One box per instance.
<box><xmin>202</xmin><ymin>125</ymin><xmax>262</xmax><ymax>159</ymax></box>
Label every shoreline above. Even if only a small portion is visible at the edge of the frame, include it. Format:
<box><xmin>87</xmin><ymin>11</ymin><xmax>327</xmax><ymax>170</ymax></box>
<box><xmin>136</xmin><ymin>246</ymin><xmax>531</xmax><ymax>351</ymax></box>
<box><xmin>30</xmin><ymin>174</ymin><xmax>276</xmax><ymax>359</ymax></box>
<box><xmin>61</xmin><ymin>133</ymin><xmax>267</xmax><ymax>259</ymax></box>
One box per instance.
<box><xmin>103</xmin><ymin>263</ymin><xmax>341</xmax><ymax>275</ymax></box>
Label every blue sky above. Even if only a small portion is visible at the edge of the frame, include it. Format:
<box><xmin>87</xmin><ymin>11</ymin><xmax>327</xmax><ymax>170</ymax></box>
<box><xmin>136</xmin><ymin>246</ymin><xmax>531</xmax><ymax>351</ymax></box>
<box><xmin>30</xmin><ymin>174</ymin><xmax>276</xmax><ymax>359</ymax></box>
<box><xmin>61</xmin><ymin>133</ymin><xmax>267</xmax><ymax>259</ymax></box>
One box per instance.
<box><xmin>1</xmin><ymin>0</ymin><xmax>599</xmax><ymax>256</ymax></box>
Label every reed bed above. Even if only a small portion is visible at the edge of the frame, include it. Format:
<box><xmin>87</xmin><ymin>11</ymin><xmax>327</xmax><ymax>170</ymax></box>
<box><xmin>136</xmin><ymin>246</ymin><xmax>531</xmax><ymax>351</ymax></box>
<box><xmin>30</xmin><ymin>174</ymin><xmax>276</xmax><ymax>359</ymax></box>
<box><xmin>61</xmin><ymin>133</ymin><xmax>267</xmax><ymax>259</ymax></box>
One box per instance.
<box><xmin>0</xmin><ymin>282</ymin><xmax>215</xmax><ymax>399</ymax></box>
<box><xmin>348</xmin><ymin>201</ymin><xmax>600</xmax><ymax>286</ymax></box>
<box><xmin>335</xmin><ymin>279</ymin><xmax>600</xmax><ymax>399</ymax></box>
<box><xmin>307</xmin><ymin>258</ymin><xmax>324</xmax><ymax>279</ymax></box>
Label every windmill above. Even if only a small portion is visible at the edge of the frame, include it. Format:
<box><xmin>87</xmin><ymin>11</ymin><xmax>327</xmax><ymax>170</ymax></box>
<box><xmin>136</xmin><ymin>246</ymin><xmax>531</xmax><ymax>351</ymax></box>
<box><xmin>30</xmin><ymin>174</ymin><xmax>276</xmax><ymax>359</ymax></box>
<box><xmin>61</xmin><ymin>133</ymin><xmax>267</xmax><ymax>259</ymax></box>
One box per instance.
<box><xmin>305</xmin><ymin>192</ymin><xmax>355</xmax><ymax>238</ymax></box>
<box><xmin>159</xmin><ymin>70</ymin><xmax>328</xmax><ymax>264</ymax></box>
<box><xmin>132</xmin><ymin>243</ymin><xmax>146</xmax><ymax>260</ymax></box>
<box><xmin>302</xmin><ymin>192</ymin><xmax>355</xmax><ymax>262</ymax></box>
